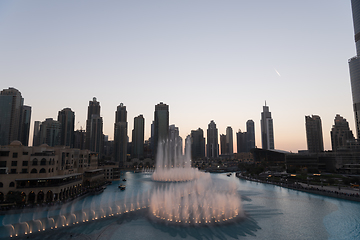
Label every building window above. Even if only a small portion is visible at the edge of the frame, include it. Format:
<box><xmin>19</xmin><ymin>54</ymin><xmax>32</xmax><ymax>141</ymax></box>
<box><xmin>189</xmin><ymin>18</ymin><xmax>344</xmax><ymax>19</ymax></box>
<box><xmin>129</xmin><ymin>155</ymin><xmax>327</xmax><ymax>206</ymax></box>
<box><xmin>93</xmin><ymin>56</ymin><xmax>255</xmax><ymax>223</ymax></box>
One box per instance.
<box><xmin>11</xmin><ymin>161</ymin><xmax>17</xmax><ymax>166</ymax></box>
<box><xmin>40</xmin><ymin>158</ymin><xmax>46</xmax><ymax>166</ymax></box>
<box><xmin>21</xmin><ymin>169</ymin><xmax>28</xmax><ymax>174</ymax></box>
<box><xmin>22</xmin><ymin>161</ymin><xmax>28</xmax><ymax>166</ymax></box>
<box><xmin>39</xmin><ymin>168</ymin><xmax>46</xmax><ymax>173</ymax></box>
<box><xmin>0</xmin><ymin>169</ymin><xmax>6</xmax><ymax>174</ymax></box>
<box><xmin>10</xmin><ymin>169</ymin><xmax>16</xmax><ymax>174</ymax></box>
<box><xmin>12</xmin><ymin>152</ymin><xmax>18</xmax><ymax>158</ymax></box>
<box><xmin>32</xmin><ymin>159</ymin><xmax>38</xmax><ymax>166</ymax></box>
<box><xmin>0</xmin><ymin>151</ymin><xmax>9</xmax><ymax>157</ymax></box>
<box><xmin>23</xmin><ymin>152</ymin><xmax>28</xmax><ymax>155</ymax></box>
<box><xmin>31</xmin><ymin>168</ymin><xmax>37</xmax><ymax>173</ymax></box>
<box><xmin>0</xmin><ymin>161</ymin><xmax>6</xmax><ymax>168</ymax></box>
<box><xmin>9</xmin><ymin>182</ymin><xmax>15</xmax><ymax>187</ymax></box>
<box><xmin>0</xmin><ymin>182</ymin><xmax>3</xmax><ymax>187</ymax></box>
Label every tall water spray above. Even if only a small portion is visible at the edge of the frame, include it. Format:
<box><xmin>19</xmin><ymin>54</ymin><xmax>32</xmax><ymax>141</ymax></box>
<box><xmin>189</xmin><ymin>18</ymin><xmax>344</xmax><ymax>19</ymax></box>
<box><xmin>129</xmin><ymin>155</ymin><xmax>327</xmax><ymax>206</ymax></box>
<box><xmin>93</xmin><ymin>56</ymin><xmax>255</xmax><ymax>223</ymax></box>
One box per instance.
<box><xmin>150</xmin><ymin>137</ymin><xmax>244</xmax><ymax>225</ymax></box>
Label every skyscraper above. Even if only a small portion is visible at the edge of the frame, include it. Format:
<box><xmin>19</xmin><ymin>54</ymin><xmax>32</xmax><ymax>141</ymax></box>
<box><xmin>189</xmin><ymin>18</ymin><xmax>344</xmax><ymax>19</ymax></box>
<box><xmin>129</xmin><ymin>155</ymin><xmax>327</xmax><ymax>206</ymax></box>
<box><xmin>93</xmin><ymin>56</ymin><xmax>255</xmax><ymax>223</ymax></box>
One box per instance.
<box><xmin>236</xmin><ymin>130</ymin><xmax>247</xmax><ymax>153</ymax></box>
<box><xmin>32</xmin><ymin>121</ymin><xmax>41</xmax><ymax>146</ymax></box>
<box><xmin>114</xmin><ymin>103</ymin><xmax>127</xmax><ymax>167</ymax></box>
<box><xmin>261</xmin><ymin>103</ymin><xmax>274</xmax><ymax>150</ymax></box>
<box><xmin>190</xmin><ymin>128</ymin><xmax>205</xmax><ymax>160</ymax></box>
<box><xmin>168</xmin><ymin>124</ymin><xmax>183</xmax><ymax>164</ymax></box>
<box><xmin>153</xmin><ymin>102</ymin><xmax>169</xmax><ymax>156</ymax></box>
<box><xmin>207</xmin><ymin>120</ymin><xmax>219</xmax><ymax>158</ymax></box>
<box><xmin>38</xmin><ymin>118</ymin><xmax>61</xmax><ymax>147</ymax></box>
<box><xmin>246</xmin><ymin>120</ymin><xmax>255</xmax><ymax>152</ymax></box>
<box><xmin>0</xmin><ymin>87</ymin><xmax>31</xmax><ymax>146</ymax></box>
<box><xmin>58</xmin><ymin>108</ymin><xmax>75</xmax><ymax>147</ymax></box>
<box><xmin>330</xmin><ymin>114</ymin><xmax>355</xmax><ymax>151</ymax></box>
<box><xmin>85</xmin><ymin>97</ymin><xmax>103</xmax><ymax>155</ymax></box>
<box><xmin>349</xmin><ymin>0</ymin><xmax>360</xmax><ymax>138</ymax></box>
<box><xmin>220</xmin><ymin>134</ymin><xmax>227</xmax><ymax>155</ymax></box>
<box><xmin>305</xmin><ymin>115</ymin><xmax>324</xmax><ymax>153</ymax></box>
<box><xmin>132</xmin><ymin>114</ymin><xmax>144</xmax><ymax>159</ymax></box>
<box><xmin>19</xmin><ymin>105</ymin><xmax>31</xmax><ymax>146</ymax></box>
<box><xmin>226</xmin><ymin>126</ymin><xmax>233</xmax><ymax>155</ymax></box>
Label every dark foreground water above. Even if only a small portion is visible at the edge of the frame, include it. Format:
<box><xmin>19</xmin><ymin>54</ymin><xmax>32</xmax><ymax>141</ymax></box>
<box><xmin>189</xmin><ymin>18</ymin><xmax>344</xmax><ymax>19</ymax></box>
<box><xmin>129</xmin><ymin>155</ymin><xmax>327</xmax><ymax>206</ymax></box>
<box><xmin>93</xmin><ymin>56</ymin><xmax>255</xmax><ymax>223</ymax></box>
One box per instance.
<box><xmin>1</xmin><ymin>172</ymin><xmax>360</xmax><ymax>240</ymax></box>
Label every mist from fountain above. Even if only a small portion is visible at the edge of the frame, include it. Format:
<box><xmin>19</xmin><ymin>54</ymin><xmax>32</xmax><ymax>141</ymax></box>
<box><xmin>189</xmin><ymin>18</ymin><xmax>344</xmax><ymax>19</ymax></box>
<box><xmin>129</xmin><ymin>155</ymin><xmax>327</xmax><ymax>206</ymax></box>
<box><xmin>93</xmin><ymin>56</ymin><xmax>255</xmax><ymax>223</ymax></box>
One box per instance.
<box><xmin>149</xmin><ymin>137</ymin><xmax>244</xmax><ymax>225</ymax></box>
<box><xmin>152</xmin><ymin>138</ymin><xmax>204</xmax><ymax>182</ymax></box>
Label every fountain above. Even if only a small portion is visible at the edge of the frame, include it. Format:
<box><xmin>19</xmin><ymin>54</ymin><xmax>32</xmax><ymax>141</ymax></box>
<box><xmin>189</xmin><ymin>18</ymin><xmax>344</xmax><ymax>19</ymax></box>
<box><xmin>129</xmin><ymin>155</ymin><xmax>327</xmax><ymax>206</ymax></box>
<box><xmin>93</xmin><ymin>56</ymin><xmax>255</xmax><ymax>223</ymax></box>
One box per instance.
<box><xmin>150</xmin><ymin>138</ymin><xmax>244</xmax><ymax>225</ymax></box>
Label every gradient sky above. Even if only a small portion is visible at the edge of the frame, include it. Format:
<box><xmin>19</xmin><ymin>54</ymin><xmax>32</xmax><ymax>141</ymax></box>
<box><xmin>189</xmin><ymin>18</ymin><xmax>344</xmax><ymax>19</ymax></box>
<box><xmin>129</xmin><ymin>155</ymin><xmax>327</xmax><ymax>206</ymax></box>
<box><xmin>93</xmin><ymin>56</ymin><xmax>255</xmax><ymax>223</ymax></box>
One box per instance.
<box><xmin>0</xmin><ymin>0</ymin><xmax>356</xmax><ymax>153</ymax></box>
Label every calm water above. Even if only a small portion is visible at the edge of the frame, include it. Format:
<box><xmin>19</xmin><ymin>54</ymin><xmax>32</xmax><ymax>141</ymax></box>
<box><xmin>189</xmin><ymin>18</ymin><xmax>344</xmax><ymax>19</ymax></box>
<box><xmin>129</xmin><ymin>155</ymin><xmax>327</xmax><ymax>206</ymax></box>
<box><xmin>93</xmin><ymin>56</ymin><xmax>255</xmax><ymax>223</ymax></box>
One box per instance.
<box><xmin>1</xmin><ymin>172</ymin><xmax>360</xmax><ymax>240</ymax></box>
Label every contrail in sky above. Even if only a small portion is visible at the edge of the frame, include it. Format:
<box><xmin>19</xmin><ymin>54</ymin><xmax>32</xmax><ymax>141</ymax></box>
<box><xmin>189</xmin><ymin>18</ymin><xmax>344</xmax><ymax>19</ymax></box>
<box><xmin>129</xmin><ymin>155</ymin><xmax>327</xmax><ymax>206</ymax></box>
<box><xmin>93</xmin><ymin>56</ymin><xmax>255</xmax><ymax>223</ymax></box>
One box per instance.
<box><xmin>274</xmin><ymin>68</ymin><xmax>281</xmax><ymax>77</ymax></box>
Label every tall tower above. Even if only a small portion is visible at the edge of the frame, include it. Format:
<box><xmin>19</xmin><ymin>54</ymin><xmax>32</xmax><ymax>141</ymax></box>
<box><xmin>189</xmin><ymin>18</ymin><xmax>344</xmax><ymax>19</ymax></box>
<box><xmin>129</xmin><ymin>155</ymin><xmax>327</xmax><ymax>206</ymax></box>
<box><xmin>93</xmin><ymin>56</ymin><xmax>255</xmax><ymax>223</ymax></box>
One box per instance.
<box><xmin>132</xmin><ymin>114</ymin><xmax>144</xmax><ymax>159</ymax></box>
<box><xmin>330</xmin><ymin>114</ymin><xmax>355</xmax><ymax>151</ymax></box>
<box><xmin>114</xmin><ymin>103</ymin><xmax>127</xmax><ymax>167</ymax></box>
<box><xmin>190</xmin><ymin>128</ymin><xmax>205</xmax><ymax>160</ymax></box>
<box><xmin>58</xmin><ymin>108</ymin><xmax>75</xmax><ymax>147</ymax></box>
<box><xmin>153</xmin><ymin>102</ymin><xmax>169</xmax><ymax>156</ymax></box>
<box><xmin>39</xmin><ymin>118</ymin><xmax>61</xmax><ymax>147</ymax></box>
<box><xmin>220</xmin><ymin>134</ymin><xmax>227</xmax><ymax>155</ymax></box>
<box><xmin>236</xmin><ymin>130</ymin><xmax>247</xmax><ymax>153</ymax></box>
<box><xmin>246</xmin><ymin>120</ymin><xmax>255</xmax><ymax>152</ymax></box>
<box><xmin>32</xmin><ymin>121</ymin><xmax>41</xmax><ymax>146</ymax></box>
<box><xmin>0</xmin><ymin>87</ymin><xmax>31</xmax><ymax>146</ymax></box>
<box><xmin>206</xmin><ymin>120</ymin><xmax>219</xmax><ymax>158</ymax></box>
<box><xmin>85</xmin><ymin>97</ymin><xmax>103</xmax><ymax>155</ymax></box>
<box><xmin>305</xmin><ymin>115</ymin><xmax>324</xmax><ymax>153</ymax></box>
<box><xmin>226</xmin><ymin>126</ymin><xmax>233</xmax><ymax>155</ymax></box>
<box><xmin>349</xmin><ymin>0</ymin><xmax>360</xmax><ymax>138</ymax></box>
<box><xmin>261</xmin><ymin>103</ymin><xmax>274</xmax><ymax>150</ymax></box>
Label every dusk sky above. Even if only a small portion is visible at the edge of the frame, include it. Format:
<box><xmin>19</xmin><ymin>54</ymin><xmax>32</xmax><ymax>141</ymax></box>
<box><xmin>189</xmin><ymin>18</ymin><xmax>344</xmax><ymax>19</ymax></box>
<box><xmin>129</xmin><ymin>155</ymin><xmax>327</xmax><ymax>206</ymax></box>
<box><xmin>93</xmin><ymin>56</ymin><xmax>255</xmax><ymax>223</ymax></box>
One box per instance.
<box><xmin>0</xmin><ymin>1</ymin><xmax>356</xmax><ymax>153</ymax></box>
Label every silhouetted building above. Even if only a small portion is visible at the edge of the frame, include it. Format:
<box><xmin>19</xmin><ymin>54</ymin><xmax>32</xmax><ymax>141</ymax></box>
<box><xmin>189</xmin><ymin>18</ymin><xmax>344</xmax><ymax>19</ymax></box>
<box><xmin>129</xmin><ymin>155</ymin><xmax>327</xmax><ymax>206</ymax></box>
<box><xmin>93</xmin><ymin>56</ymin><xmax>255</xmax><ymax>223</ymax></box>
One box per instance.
<box><xmin>207</xmin><ymin>120</ymin><xmax>219</xmax><ymax>158</ymax></box>
<box><xmin>153</xmin><ymin>102</ymin><xmax>169</xmax><ymax>156</ymax></box>
<box><xmin>85</xmin><ymin>97</ymin><xmax>103</xmax><ymax>155</ymax></box>
<box><xmin>74</xmin><ymin>129</ymin><xmax>86</xmax><ymax>150</ymax></box>
<box><xmin>169</xmin><ymin>124</ymin><xmax>182</xmax><ymax>164</ymax></box>
<box><xmin>0</xmin><ymin>87</ymin><xmax>31</xmax><ymax>146</ymax></box>
<box><xmin>38</xmin><ymin>118</ymin><xmax>61</xmax><ymax>147</ymax></box>
<box><xmin>58</xmin><ymin>108</ymin><xmax>75</xmax><ymax>147</ymax></box>
<box><xmin>114</xmin><ymin>103</ymin><xmax>127</xmax><ymax>168</ymax></box>
<box><xmin>32</xmin><ymin>121</ymin><xmax>41</xmax><ymax>146</ymax></box>
<box><xmin>305</xmin><ymin>115</ymin><xmax>324</xmax><ymax>153</ymax></box>
<box><xmin>19</xmin><ymin>105</ymin><xmax>31</xmax><ymax>146</ymax></box>
<box><xmin>190</xmin><ymin>128</ymin><xmax>205</xmax><ymax>160</ymax></box>
<box><xmin>331</xmin><ymin>114</ymin><xmax>355</xmax><ymax>151</ymax></box>
<box><xmin>246</xmin><ymin>120</ymin><xmax>255</xmax><ymax>152</ymax></box>
<box><xmin>220</xmin><ymin>134</ymin><xmax>227</xmax><ymax>155</ymax></box>
<box><xmin>261</xmin><ymin>103</ymin><xmax>274</xmax><ymax>150</ymax></box>
<box><xmin>226</xmin><ymin>126</ymin><xmax>233</xmax><ymax>155</ymax></box>
<box><xmin>349</xmin><ymin>0</ymin><xmax>360</xmax><ymax>138</ymax></box>
<box><xmin>236</xmin><ymin>130</ymin><xmax>247</xmax><ymax>153</ymax></box>
<box><xmin>132</xmin><ymin>114</ymin><xmax>144</xmax><ymax>159</ymax></box>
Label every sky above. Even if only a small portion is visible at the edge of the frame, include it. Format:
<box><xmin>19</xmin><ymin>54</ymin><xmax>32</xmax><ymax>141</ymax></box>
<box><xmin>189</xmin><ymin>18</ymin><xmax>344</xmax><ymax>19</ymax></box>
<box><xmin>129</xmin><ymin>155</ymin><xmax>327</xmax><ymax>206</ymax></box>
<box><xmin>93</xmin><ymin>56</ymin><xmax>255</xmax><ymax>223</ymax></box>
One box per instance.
<box><xmin>0</xmin><ymin>0</ymin><xmax>356</xmax><ymax>153</ymax></box>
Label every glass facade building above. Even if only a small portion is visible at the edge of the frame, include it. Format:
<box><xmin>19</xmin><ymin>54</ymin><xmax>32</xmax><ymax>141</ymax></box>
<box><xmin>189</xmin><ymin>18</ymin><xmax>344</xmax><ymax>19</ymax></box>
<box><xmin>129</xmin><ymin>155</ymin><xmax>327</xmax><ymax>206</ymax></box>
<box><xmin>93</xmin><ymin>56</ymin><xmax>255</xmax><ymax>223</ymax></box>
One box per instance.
<box><xmin>349</xmin><ymin>0</ymin><xmax>360</xmax><ymax>138</ymax></box>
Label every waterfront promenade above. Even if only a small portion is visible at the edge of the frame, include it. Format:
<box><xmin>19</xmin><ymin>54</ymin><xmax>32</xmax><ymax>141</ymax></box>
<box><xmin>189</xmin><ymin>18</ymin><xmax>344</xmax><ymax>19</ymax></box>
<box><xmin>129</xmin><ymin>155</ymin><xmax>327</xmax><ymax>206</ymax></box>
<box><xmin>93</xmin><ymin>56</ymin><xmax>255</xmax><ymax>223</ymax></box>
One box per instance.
<box><xmin>236</xmin><ymin>173</ymin><xmax>360</xmax><ymax>202</ymax></box>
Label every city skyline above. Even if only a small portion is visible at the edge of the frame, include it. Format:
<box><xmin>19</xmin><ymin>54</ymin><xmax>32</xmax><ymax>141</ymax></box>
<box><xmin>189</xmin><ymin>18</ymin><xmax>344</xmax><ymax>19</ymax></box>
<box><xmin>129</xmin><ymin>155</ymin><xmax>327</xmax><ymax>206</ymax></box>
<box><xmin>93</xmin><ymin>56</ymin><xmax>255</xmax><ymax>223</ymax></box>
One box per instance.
<box><xmin>0</xmin><ymin>1</ymin><xmax>355</xmax><ymax>152</ymax></box>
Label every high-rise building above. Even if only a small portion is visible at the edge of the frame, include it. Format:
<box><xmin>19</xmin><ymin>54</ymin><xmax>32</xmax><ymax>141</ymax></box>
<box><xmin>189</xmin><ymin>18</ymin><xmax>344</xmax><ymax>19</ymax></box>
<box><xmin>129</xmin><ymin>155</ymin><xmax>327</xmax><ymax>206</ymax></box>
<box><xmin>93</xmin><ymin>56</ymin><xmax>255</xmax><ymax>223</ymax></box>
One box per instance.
<box><xmin>32</xmin><ymin>121</ymin><xmax>41</xmax><ymax>146</ymax></box>
<box><xmin>330</xmin><ymin>114</ymin><xmax>355</xmax><ymax>151</ymax></box>
<box><xmin>349</xmin><ymin>0</ymin><xmax>360</xmax><ymax>138</ymax></box>
<box><xmin>114</xmin><ymin>103</ymin><xmax>128</xmax><ymax>167</ymax></box>
<box><xmin>0</xmin><ymin>87</ymin><xmax>31</xmax><ymax>146</ymax></box>
<box><xmin>74</xmin><ymin>129</ymin><xmax>86</xmax><ymax>150</ymax></box>
<box><xmin>58</xmin><ymin>108</ymin><xmax>75</xmax><ymax>147</ymax></box>
<box><xmin>236</xmin><ymin>130</ymin><xmax>247</xmax><ymax>153</ymax></box>
<box><xmin>132</xmin><ymin>114</ymin><xmax>144</xmax><ymax>159</ymax></box>
<box><xmin>19</xmin><ymin>105</ymin><xmax>31</xmax><ymax>146</ymax></box>
<box><xmin>190</xmin><ymin>128</ymin><xmax>205</xmax><ymax>160</ymax></box>
<box><xmin>38</xmin><ymin>118</ymin><xmax>61</xmax><ymax>147</ymax></box>
<box><xmin>220</xmin><ymin>134</ymin><xmax>227</xmax><ymax>155</ymax></box>
<box><xmin>168</xmin><ymin>124</ymin><xmax>182</xmax><ymax>162</ymax></box>
<box><xmin>206</xmin><ymin>120</ymin><xmax>219</xmax><ymax>158</ymax></box>
<box><xmin>153</xmin><ymin>102</ymin><xmax>169</xmax><ymax>156</ymax></box>
<box><xmin>246</xmin><ymin>120</ymin><xmax>255</xmax><ymax>152</ymax></box>
<box><xmin>85</xmin><ymin>97</ymin><xmax>103</xmax><ymax>155</ymax></box>
<box><xmin>226</xmin><ymin>126</ymin><xmax>233</xmax><ymax>155</ymax></box>
<box><xmin>305</xmin><ymin>115</ymin><xmax>324</xmax><ymax>153</ymax></box>
<box><xmin>261</xmin><ymin>103</ymin><xmax>274</xmax><ymax>150</ymax></box>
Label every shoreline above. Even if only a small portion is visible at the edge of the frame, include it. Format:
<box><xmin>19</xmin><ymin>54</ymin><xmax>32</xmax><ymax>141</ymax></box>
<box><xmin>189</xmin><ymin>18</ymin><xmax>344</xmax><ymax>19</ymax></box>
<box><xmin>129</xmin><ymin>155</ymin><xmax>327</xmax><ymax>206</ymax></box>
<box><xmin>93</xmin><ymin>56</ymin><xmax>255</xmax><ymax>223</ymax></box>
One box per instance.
<box><xmin>236</xmin><ymin>173</ymin><xmax>360</xmax><ymax>203</ymax></box>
